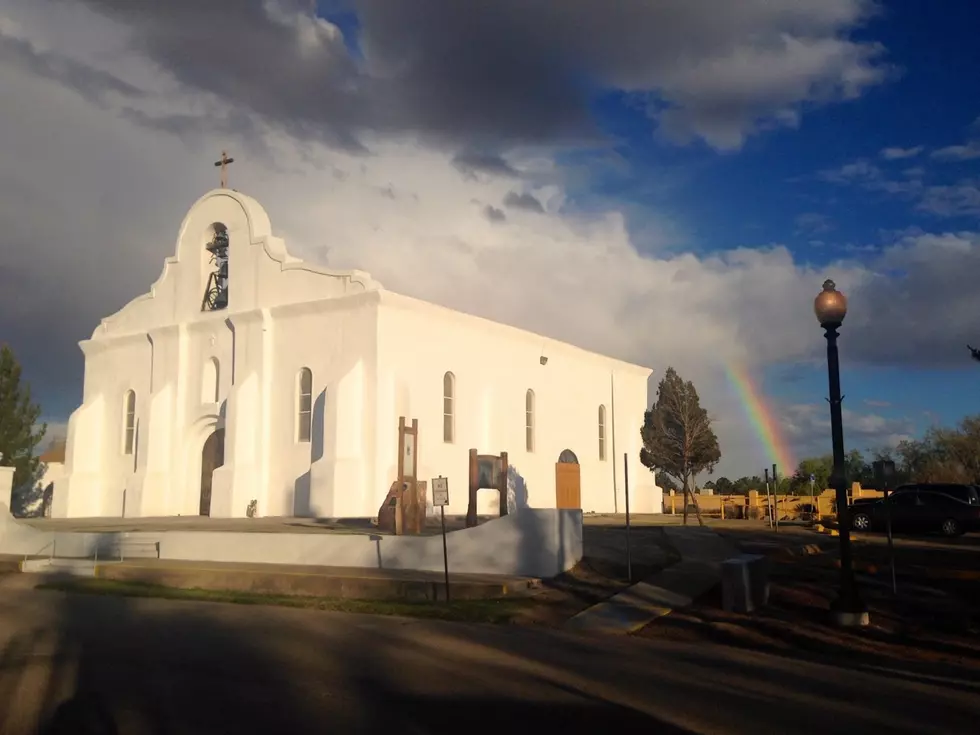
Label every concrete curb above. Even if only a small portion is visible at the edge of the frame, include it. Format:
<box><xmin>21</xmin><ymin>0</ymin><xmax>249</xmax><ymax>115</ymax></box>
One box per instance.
<box><xmin>91</xmin><ymin>561</ymin><xmax>532</xmax><ymax>601</ymax></box>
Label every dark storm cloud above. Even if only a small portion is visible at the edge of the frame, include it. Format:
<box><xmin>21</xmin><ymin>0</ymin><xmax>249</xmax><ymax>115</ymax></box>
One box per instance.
<box><xmin>66</xmin><ymin>0</ymin><xmax>885</xmax><ymax>151</ymax></box>
<box><xmin>0</xmin><ymin>29</ymin><xmax>143</xmax><ymax>103</ymax></box>
<box><xmin>484</xmin><ymin>205</ymin><xmax>506</xmax><ymax>223</ymax></box>
<box><xmin>504</xmin><ymin>191</ymin><xmax>545</xmax><ymax>213</ymax></box>
<box><xmin>452</xmin><ymin>152</ymin><xmax>521</xmax><ymax>179</ymax></box>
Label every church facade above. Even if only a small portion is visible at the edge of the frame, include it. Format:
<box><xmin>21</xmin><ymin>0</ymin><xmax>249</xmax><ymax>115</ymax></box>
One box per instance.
<box><xmin>52</xmin><ymin>189</ymin><xmax>660</xmax><ymax>519</ymax></box>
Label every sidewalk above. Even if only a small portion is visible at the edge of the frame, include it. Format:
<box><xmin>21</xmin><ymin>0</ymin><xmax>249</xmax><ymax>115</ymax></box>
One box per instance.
<box><xmin>564</xmin><ymin>526</ymin><xmax>737</xmax><ymax>634</ymax></box>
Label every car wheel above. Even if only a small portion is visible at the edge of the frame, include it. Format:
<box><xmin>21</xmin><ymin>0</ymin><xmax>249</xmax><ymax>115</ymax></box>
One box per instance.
<box><xmin>941</xmin><ymin>518</ymin><xmax>961</xmax><ymax>537</ymax></box>
<box><xmin>852</xmin><ymin>512</ymin><xmax>871</xmax><ymax>531</ymax></box>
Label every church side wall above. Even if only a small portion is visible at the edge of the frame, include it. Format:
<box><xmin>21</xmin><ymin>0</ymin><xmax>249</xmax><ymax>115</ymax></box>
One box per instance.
<box><xmin>263</xmin><ymin>294</ymin><xmax>380</xmax><ymax>518</ymax></box>
<box><xmin>375</xmin><ymin>297</ymin><xmax>655</xmax><ymax>516</ymax></box>
<box><xmin>58</xmin><ymin>335</ymin><xmax>153</xmax><ymax>517</ymax></box>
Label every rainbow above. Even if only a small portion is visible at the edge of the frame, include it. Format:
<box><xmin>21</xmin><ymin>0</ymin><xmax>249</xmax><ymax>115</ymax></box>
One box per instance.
<box><xmin>724</xmin><ymin>363</ymin><xmax>796</xmax><ymax>475</ymax></box>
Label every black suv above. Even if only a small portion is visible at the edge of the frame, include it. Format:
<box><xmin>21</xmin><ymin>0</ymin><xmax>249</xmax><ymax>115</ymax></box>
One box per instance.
<box><xmin>851</xmin><ymin>483</ymin><xmax>980</xmax><ymax>537</ymax></box>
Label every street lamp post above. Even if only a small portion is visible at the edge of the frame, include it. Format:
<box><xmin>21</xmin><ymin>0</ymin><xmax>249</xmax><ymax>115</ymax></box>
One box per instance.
<box><xmin>814</xmin><ymin>279</ymin><xmax>869</xmax><ymax>627</ymax></box>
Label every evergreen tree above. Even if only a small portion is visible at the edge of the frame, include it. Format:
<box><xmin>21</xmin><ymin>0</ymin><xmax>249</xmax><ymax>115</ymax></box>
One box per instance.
<box><xmin>640</xmin><ymin>366</ymin><xmax>721</xmax><ymax>526</ymax></box>
<box><xmin>0</xmin><ymin>345</ymin><xmax>46</xmax><ymax>495</ymax></box>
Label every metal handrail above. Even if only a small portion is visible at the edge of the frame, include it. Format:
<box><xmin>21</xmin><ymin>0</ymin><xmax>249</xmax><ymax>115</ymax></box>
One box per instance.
<box><xmin>94</xmin><ymin>538</ymin><xmax>161</xmax><ymax>564</ymax></box>
<box><xmin>23</xmin><ymin>537</ymin><xmax>56</xmax><ymax>564</ymax></box>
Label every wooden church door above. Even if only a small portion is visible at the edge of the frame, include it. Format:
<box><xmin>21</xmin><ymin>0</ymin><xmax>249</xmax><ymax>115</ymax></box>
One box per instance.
<box><xmin>555</xmin><ymin>449</ymin><xmax>581</xmax><ymax>509</ymax></box>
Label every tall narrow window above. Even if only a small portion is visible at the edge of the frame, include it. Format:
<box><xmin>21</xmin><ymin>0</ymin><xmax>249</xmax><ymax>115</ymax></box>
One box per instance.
<box><xmin>297</xmin><ymin>368</ymin><xmax>312</xmax><ymax>442</ymax></box>
<box><xmin>598</xmin><ymin>404</ymin><xmax>607</xmax><ymax>461</ymax></box>
<box><xmin>525</xmin><ymin>389</ymin><xmax>535</xmax><ymax>452</ymax></box>
<box><xmin>443</xmin><ymin>372</ymin><xmax>455</xmax><ymax>443</ymax></box>
<box><xmin>123</xmin><ymin>390</ymin><xmax>136</xmax><ymax>455</ymax></box>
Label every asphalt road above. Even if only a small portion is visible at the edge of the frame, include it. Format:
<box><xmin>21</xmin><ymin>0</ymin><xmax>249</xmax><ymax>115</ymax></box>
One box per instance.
<box><xmin>1</xmin><ymin>574</ymin><xmax>978</xmax><ymax>734</ymax></box>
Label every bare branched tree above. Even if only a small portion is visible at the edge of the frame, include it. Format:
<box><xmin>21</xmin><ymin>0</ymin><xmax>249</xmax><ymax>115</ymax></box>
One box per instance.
<box><xmin>640</xmin><ymin>367</ymin><xmax>721</xmax><ymax>526</ymax></box>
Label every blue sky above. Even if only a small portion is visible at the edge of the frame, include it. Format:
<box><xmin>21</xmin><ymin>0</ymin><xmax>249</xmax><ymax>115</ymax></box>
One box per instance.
<box><xmin>578</xmin><ymin>2</ymin><xmax>980</xmax><ymax>257</ymax></box>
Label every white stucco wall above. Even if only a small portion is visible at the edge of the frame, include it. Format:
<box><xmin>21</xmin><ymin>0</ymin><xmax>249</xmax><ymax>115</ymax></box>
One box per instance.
<box><xmin>375</xmin><ymin>292</ymin><xmax>658</xmax><ymax>517</ymax></box>
<box><xmin>0</xmin><ymin>505</ymin><xmax>583</xmax><ymax>579</ymax></box>
<box><xmin>0</xmin><ymin>468</ymin><xmax>13</xmax><ymax>512</ymax></box>
<box><xmin>54</xmin><ymin>189</ymin><xmax>383</xmax><ymax>520</ymax></box>
<box><xmin>53</xmin><ymin>188</ymin><xmax>660</xmax><ymax>520</ymax></box>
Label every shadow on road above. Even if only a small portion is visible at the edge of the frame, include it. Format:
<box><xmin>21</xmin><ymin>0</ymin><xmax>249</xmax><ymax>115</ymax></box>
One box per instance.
<box><xmin>0</xmin><ymin>567</ymin><xmax>978</xmax><ymax>734</ymax></box>
<box><xmin>2</xmin><ymin>573</ymin><xmax>696</xmax><ymax>734</ymax></box>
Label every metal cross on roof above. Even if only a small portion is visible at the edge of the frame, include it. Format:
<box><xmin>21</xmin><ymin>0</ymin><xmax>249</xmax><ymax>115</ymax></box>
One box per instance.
<box><xmin>214</xmin><ymin>150</ymin><xmax>235</xmax><ymax>188</ymax></box>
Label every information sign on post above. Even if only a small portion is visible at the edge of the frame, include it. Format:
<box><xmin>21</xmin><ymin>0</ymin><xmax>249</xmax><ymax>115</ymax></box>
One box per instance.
<box><xmin>431</xmin><ymin>476</ymin><xmax>451</xmax><ymax>602</ymax></box>
<box><xmin>432</xmin><ymin>477</ymin><xmax>449</xmax><ymax>507</ymax></box>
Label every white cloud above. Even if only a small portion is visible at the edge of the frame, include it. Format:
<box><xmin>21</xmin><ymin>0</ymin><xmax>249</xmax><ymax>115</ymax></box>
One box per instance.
<box><xmin>931</xmin><ymin>142</ymin><xmax>980</xmax><ymax>162</ymax></box>
<box><xmin>794</xmin><ymin>212</ymin><xmax>833</xmax><ymax>234</ymax></box>
<box><xmin>916</xmin><ymin>181</ymin><xmax>980</xmax><ymax>217</ymax></box>
<box><xmin>818</xmin><ymin>159</ymin><xmax>881</xmax><ymax>183</ymax></box>
<box><xmin>782</xmin><ymin>403</ymin><xmax>914</xmax><ymax>457</ymax></box>
<box><xmin>880</xmin><ymin>146</ymin><xmax>923</xmax><ymax>160</ymax></box>
<box><xmin>931</xmin><ymin>118</ymin><xmax>980</xmax><ymax>161</ymax></box>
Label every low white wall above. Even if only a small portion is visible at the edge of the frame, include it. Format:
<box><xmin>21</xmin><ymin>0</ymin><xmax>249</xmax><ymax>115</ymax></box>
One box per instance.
<box><xmin>0</xmin><ymin>505</ymin><xmax>582</xmax><ymax>579</ymax></box>
<box><xmin>0</xmin><ymin>469</ymin><xmax>13</xmax><ymax>511</ymax></box>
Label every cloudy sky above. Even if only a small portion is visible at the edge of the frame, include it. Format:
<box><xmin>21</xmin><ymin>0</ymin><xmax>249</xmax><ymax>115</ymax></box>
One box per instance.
<box><xmin>2</xmin><ymin>0</ymin><xmax>979</xmax><ymax>480</ymax></box>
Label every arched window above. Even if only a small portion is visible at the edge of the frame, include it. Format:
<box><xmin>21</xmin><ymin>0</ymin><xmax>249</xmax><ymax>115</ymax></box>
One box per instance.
<box><xmin>202</xmin><ymin>357</ymin><xmax>220</xmax><ymax>403</ymax></box>
<box><xmin>598</xmin><ymin>404</ymin><xmax>607</xmax><ymax>461</ymax></box>
<box><xmin>525</xmin><ymin>389</ymin><xmax>535</xmax><ymax>452</ymax></box>
<box><xmin>297</xmin><ymin>368</ymin><xmax>313</xmax><ymax>442</ymax></box>
<box><xmin>123</xmin><ymin>390</ymin><xmax>136</xmax><ymax>455</ymax></box>
<box><xmin>443</xmin><ymin>372</ymin><xmax>455</xmax><ymax>443</ymax></box>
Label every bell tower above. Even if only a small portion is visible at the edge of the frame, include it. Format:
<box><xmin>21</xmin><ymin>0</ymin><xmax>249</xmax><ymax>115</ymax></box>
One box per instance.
<box><xmin>202</xmin><ymin>224</ymin><xmax>229</xmax><ymax>311</ymax></box>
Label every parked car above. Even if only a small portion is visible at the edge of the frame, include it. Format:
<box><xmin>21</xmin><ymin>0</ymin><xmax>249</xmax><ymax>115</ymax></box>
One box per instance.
<box><xmin>850</xmin><ymin>484</ymin><xmax>980</xmax><ymax>537</ymax></box>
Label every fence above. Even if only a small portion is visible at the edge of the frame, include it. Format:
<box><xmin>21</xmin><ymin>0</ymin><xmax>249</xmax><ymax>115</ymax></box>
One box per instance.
<box><xmin>663</xmin><ymin>483</ymin><xmax>885</xmax><ymax>522</ymax></box>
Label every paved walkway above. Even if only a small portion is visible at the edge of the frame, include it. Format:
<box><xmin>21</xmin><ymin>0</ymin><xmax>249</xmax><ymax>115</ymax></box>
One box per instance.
<box><xmin>565</xmin><ymin>526</ymin><xmax>738</xmax><ymax>634</ymax></box>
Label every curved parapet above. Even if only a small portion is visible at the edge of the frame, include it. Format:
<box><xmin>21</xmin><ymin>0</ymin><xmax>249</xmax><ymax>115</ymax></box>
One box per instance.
<box><xmin>91</xmin><ymin>189</ymin><xmax>383</xmax><ymax>340</ymax></box>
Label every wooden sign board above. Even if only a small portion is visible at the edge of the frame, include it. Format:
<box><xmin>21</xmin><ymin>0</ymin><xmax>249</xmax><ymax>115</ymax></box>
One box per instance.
<box><xmin>432</xmin><ymin>477</ymin><xmax>449</xmax><ymax>507</ymax></box>
<box><xmin>398</xmin><ymin>417</ymin><xmax>418</xmax><ymax>481</ymax></box>
<box><xmin>476</xmin><ymin>456</ymin><xmax>501</xmax><ymax>489</ymax></box>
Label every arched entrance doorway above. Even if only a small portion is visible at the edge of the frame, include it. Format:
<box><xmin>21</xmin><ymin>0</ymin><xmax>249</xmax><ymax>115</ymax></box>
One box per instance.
<box><xmin>199</xmin><ymin>428</ymin><xmax>225</xmax><ymax>516</ymax></box>
<box><xmin>555</xmin><ymin>449</ymin><xmax>581</xmax><ymax>509</ymax></box>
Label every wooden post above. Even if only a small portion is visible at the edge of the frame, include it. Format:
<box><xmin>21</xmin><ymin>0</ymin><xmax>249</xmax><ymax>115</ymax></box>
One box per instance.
<box><xmin>498</xmin><ymin>451</ymin><xmax>509</xmax><ymax>516</ymax></box>
<box><xmin>396</xmin><ymin>417</ymin><xmax>420</xmax><ymax>534</ymax></box>
<box><xmin>466</xmin><ymin>448</ymin><xmax>479</xmax><ymax>528</ymax></box>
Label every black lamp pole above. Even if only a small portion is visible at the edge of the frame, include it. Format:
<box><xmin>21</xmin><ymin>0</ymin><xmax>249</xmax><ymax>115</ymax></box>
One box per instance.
<box><xmin>815</xmin><ymin>280</ymin><xmax>868</xmax><ymax>627</ymax></box>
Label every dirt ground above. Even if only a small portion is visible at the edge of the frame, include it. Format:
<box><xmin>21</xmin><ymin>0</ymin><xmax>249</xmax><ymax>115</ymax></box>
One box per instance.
<box><xmin>637</xmin><ymin>536</ymin><xmax>980</xmax><ymax>674</ymax></box>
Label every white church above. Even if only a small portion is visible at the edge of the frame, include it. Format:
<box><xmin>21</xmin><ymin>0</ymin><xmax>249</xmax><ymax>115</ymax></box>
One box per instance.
<box><xmin>52</xmin><ymin>188</ymin><xmax>661</xmax><ymax>520</ymax></box>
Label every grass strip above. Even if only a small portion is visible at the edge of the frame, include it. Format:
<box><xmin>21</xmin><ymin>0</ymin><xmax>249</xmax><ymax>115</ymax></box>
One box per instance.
<box><xmin>36</xmin><ymin>578</ymin><xmax>530</xmax><ymax>624</ymax></box>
